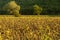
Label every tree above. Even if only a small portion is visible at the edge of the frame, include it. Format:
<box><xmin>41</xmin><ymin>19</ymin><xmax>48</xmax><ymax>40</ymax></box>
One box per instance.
<box><xmin>3</xmin><ymin>1</ymin><xmax>21</xmax><ymax>17</ymax></box>
<box><xmin>33</xmin><ymin>4</ymin><xmax>42</xmax><ymax>15</ymax></box>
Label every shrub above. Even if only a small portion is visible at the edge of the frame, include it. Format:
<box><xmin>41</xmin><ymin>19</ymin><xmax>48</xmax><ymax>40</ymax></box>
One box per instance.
<box><xmin>33</xmin><ymin>4</ymin><xmax>42</xmax><ymax>15</ymax></box>
<box><xmin>3</xmin><ymin>1</ymin><xmax>21</xmax><ymax>17</ymax></box>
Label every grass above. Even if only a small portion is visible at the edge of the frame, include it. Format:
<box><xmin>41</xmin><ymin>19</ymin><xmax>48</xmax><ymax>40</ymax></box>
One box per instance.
<box><xmin>0</xmin><ymin>15</ymin><xmax>60</xmax><ymax>40</ymax></box>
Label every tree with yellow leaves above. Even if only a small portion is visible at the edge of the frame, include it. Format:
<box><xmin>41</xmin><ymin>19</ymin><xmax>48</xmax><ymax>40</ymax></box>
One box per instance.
<box><xmin>3</xmin><ymin>1</ymin><xmax>21</xmax><ymax>17</ymax></box>
<box><xmin>33</xmin><ymin>4</ymin><xmax>42</xmax><ymax>15</ymax></box>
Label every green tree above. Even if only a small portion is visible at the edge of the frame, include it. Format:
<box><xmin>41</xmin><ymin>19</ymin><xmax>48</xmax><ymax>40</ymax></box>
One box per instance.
<box><xmin>33</xmin><ymin>4</ymin><xmax>42</xmax><ymax>15</ymax></box>
<box><xmin>3</xmin><ymin>1</ymin><xmax>21</xmax><ymax>17</ymax></box>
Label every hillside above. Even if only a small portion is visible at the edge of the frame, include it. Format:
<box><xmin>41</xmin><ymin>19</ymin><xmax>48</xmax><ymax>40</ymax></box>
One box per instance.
<box><xmin>0</xmin><ymin>16</ymin><xmax>60</xmax><ymax>40</ymax></box>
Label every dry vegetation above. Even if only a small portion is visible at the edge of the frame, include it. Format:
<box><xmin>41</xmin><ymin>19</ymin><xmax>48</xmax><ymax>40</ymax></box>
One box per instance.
<box><xmin>0</xmin><ymin>16</ymin><xmax>60</xmax><ymax>40</ymax></box>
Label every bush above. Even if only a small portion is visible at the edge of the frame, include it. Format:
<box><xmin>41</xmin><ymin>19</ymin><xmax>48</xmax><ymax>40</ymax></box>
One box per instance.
<box><xmin>3</xmin><ymin>1</ymin><xmax>21</xmax><ymax>17</ymax></box>
<box><xmin>33</xmin><ymin>4</ymin><xmax>42</xmax><ymax>15</ymax></box>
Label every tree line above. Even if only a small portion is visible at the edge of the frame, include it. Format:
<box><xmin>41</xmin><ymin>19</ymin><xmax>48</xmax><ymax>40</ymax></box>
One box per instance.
<box><xmin>0</xmin><ymin>0</ymin><xmax>60</xmax><ymax>16</ymax></box>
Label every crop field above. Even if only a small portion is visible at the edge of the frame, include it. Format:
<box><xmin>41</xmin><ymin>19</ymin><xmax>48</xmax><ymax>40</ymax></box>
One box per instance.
<box><xmin>0</xmin><ymin>15</ymin><xmax>60</xmax><ymax>40</ymax></box>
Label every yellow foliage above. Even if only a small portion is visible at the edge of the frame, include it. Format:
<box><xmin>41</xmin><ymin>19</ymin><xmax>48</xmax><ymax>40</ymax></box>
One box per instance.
<box><xmin>7</xmin><ymin>1</ymin><xmax>18</xmax><ymax>9</ymax></box>
<box><xmin>0</xmin><ymin>33</ymin><xmax>2</xmax><ymax>40</ymax></box>
<box><xmin>45</xmin><ymin>35</ymin><xmax>52</xmax><ymax>40</ymax></box>
<box><xmin>33</xmin><ymin>4</ymin><xmax>42</xmax><ymax>15</ymax></box>
<box><xmin>0</xmin><ymin>25</ymin><xmax>2</xmax><ymax>28</ymax></box>
<box><xmin>3</xmin><ymin>1</ymin><xmax>21</xmax><ymax>17</ymax></box>
<box><xmin>0</xmin><ymin>36</ymin><xmax>2</xmax><ymax>40</ymax></box>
